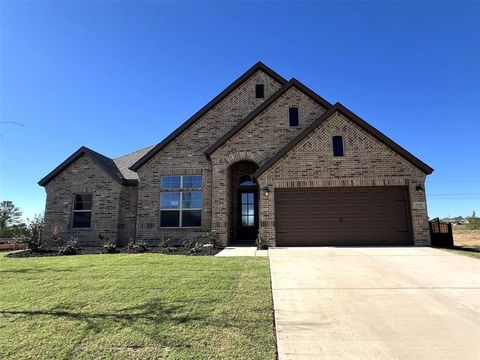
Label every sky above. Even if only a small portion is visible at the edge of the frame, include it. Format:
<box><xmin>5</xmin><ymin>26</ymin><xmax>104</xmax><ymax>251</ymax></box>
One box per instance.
<box><xmin>1</xmin><ymin>1</ymin><xmax>479</xmax><ymax>221</ymax></box>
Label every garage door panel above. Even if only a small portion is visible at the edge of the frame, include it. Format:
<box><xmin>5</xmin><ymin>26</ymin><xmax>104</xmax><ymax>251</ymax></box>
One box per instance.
<box><xmin>275</xmin><ymin>187</ymin><xmax>411</xmax><ymax>246</ymax></box>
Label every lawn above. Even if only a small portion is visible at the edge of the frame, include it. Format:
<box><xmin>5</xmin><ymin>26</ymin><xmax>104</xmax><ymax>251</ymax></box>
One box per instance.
<box><xmin>0</xmin><ymin>253</ymin><xmax>276</xmax><ymax>359</ymax></box>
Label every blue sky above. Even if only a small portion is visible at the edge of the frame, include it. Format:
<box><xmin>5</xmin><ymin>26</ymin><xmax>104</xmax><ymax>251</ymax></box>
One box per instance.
<box><xmin>1</xmin><ymin>1</ymin><xmax>479</xmax><ymax>221</ymax></box>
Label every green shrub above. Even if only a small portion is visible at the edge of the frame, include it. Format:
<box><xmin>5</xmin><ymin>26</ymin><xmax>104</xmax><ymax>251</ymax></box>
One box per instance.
<box><xmin>58</xmin><ymin>239</ymin><xmax>78</xmax><ymax>256</ymax></box>
<box><xmin>466</xmin><ymin>211</ymin><xmax>480</xmax><ymax>230</ymax></box>
<box><xmin>208</xmin><ymin>230</ymin><xmax>219</xmax><ymax>247</ymax></box>
<box><xmin>256</xmin><ymin>231</ymin><xmax>268</xmax><ymax>250</ymax></box>
<box><xmin>184</xmin><ymin>239</ymin><xmax>204</xmax><ymax>253</ymax></box>
<box><xmin>466</xmin><ymin>218</ymin><xmax>480</xmax><ymax>230</ymax></box>
<box><xmin>159</xmin><ymin>237</ymin><xmax>172</xmax><ymax>249</ymax></box>
<box><xmin>103</xmin><ymin>237</ymin><xmax>117</xmax><ymax>253</ymax></box>
<box><xmin>17</xmin><ymin>214</ymin><xmax>44</xmax><ymax>252</ymax></box>
<box><xmin>128</xmin><ymin>239</ymin><xmax>148</xmax><ymax>252</ymax></box>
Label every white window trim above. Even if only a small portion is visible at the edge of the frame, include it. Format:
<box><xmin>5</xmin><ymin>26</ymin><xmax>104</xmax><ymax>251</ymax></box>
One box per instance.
<box><xmin>160</xmin><ymin>176</ymin><xmax>202</xmax><ymax>228</ymax></box>
<box><xmin>71</xmin><ymin>194</ymin><xmax>92</xmax><ymax>230</ymax></box>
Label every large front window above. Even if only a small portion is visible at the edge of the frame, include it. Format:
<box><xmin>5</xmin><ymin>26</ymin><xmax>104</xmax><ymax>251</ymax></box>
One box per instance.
<box><xmin>160</xmin><ymin>175</ymin><xmax>202</xmax><ymax>227</ymax></box>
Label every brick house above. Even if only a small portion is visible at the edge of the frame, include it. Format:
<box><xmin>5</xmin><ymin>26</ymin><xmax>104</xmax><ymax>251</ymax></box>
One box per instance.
<box><xmin>39</xmin><ymin>62</ymin><xmax>433</xmax><ymax>248</ymax></box>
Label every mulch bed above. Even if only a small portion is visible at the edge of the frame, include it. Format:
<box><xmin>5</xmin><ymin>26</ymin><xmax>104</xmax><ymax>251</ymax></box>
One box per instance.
<box><xmin>6</xmin><ymin>246</ymin><xmax>222</xmax><ymax>258</ymax></box>
<box><xmin>0</xmin><ymin>243</ymin><xmax>26</xmax><ymax>251</ymax></box>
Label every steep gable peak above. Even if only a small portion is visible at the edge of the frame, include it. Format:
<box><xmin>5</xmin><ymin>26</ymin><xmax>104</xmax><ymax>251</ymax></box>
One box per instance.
<box><xmin>38</xmin><ymin>146</ymin><xmax>125</xmax><ymax>186</ymax></box>
<box><xmin>129</xmin><ymin>62</ymin><xmax>287</xmax><ymax>171</ymax></box>
<box><xmin>205</xmin><ymin>78</ymin><xmax>333</xmax><ymax>156</ymax></box>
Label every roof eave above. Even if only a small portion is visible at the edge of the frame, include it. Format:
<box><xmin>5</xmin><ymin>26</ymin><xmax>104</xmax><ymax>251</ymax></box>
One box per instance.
<box><xmin>253</xmin><ymin>103</ymin><xmax>433</xmax><ymax>178</ymax></box>
<box><xmin>38</xmin><ymin>147</ymin><xmax>125</xmax><ymax>187</ymax></box>
<box><xmin>205</xmin><ymin>79</ymin><xmax>333</xmax><ymax>156</ymax></box>
<box><xmin>130</xmin><ymin>62</ymin><xmax>288</xmax><ymax>171</ymax></box>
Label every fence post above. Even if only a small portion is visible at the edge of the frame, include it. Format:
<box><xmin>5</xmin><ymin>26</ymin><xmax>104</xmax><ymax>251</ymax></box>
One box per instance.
<box><xmin>448</xmin><ymin>222</ymin><xmax>453</xmax><ymax>248</ymax></box>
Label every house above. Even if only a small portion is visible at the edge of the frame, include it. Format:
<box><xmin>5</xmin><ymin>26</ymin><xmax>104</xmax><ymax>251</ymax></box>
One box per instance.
<box><xmin>38</xmin><ymin>62</ymin><xmax>433</xmax><ymax>248</ymax></box>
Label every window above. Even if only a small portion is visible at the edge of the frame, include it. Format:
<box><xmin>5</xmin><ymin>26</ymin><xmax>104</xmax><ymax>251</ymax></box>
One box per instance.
<box><xmin>160</xmin><ymin>175</ymin><xmax>202</xmax><ymax>227</ymax></box>
<box><xmin>289</xmin><ymin>107</ymin><xmax>299</xmax><ymax>126</ymax></box>
<box><xmin>255</xmin><ymin>84</ymin><xmax>264</xmax><ymax>98</ymax></box>
<box><xmin>72</xmin><ymin>194</ymin><xmax>92</xmax><ymax>228</ymax></box>
<box><xmin>241</xmin><ymin>193</ymin><xmax>255</xmax><ymax>226</ymax></box>
<box><xmin>239</xmin><ymin>175</ymin><xmax>256</xmax><ymax>187</ymax></box>
<box><xmin>333</xmin><ymin>136</ymin><xmax>344</xmax><ymax>157</ymax></box>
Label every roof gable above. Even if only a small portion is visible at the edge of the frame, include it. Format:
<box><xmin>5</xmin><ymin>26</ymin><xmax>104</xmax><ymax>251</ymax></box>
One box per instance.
<box><xmin>38</xmin><ymin>147</ymin><xmax>126</xmax><ymax>186</ymax></box>
<box><xmin>130</xmin><ymin>62</ymin><xmax>287</xmax><ymax>171</ymax></box>
<box><xmin>253</xmin><ymin>103</ymin><xmax>434</xmax><ymax>178</ymax></box>
<box><xmin>205</xmin><ymin>78</ymin><xmax>332</xmax><ymax>156</ymax></box>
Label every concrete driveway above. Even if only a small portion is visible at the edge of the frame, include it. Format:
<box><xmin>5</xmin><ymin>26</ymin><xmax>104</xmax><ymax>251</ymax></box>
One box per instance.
<box><xmin>269</xmin><ymin>247</ymin><xmax>480</xmax><ymax>359</ymax></box>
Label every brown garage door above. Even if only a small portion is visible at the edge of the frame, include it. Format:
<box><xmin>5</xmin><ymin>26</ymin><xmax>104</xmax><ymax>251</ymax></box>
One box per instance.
<box><xmin>275</xmin><ymin>187</ymin><xmax>411</xmax><ymax>246</ymax></box>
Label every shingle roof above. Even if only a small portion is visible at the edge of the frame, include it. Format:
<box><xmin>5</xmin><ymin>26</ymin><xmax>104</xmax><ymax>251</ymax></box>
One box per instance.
<box><xmin>38</xmin><ymin>145</ymin><xmax>155</xmax><ymax>186</ymax></box>
<box><xmin>129</xmin><ymin>61</ymin><xmax>288</xmax><ymax>171</ymax></box>
<box><xmin>113</xmin><ymin>145</ymin><xmax>156</xmax><ymax>181</ymax></box>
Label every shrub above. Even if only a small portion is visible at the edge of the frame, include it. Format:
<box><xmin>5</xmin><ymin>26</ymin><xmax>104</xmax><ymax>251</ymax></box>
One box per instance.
<box><xmin>256</xmin><ymin>231</ymin><xmax>268</xmax><ymax>250</ymax></box>
<box><xmin>207</xmin><ymin>230</ymin><xmax>219</xmax><ymax>247</ymax></box>
<box><xmin>184</xmin><ymin>239</ymin><xmax>204</xmax><ymax>253</ymax></box>
<box><xmin>128</xmin><ymin>239</ymin><xmax>148</xmax><ymax>252</ymax></box>
<box><xmin>16</xmin><ymin>214</ymin><xmax>44</xmax><ymax>252</ymax></box>
<box><xmin>159</xmin><ymin>236</ymin><xmax>172</xmax><ymax>249</ymax></box>
<box><xmin>466</xmin><ymin>211</ymin><xmax>480</xmax><ymax>230</ymax></box>
<box><xmin>58</xmin><ymin>238</ymin><xmax>78</xmax><ymax>256</ymax></box>
<box><xmin>103</xmin><ymin>237</ymin><xmax>117</xmax><ymax>253</ymax></box>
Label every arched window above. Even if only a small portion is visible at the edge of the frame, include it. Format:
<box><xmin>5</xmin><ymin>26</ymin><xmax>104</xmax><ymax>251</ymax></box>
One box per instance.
<box><xmin>239</xmin><ymin>175</ymin><xmax>256</xmax><ymax>187</ymax></box>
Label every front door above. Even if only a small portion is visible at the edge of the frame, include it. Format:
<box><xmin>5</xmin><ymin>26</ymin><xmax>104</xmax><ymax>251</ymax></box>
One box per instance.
<box><xmin>238</xmin><ymin>189</ymin><xmax>259</xmax><ymax>241</ymax></box>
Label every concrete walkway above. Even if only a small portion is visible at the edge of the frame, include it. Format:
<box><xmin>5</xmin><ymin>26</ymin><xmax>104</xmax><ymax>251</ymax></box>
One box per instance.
<box><xmin>215</xmin><ymin>246</ymin><xmax>268</xmax><ymax>257</ymax></box>
<box><xmin>269</xmin><ymin>247</ymin><xmax>480</xmax><ymax>360</ymax></box>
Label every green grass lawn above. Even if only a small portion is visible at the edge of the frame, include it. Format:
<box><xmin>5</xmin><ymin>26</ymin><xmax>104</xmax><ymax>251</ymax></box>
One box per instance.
<box><xmin>0</xmin><ymin>253</ymin><xmax>276</xmax><ymax>359</ymax></box>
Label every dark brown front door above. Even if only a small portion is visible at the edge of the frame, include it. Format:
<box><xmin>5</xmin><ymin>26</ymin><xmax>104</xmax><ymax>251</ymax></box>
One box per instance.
<box><xmin>275</xmin><ymin>187</ymin><xmax>412</xmax><ymax>246</ymax></box>
<box><xmin>238</xmin><ymin>189</ymin><xmax>259</xmax><ymax>241</ymax></box>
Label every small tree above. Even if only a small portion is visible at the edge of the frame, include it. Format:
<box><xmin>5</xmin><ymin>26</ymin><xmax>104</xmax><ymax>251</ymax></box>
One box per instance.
<box><xmin>0</xmin><ymin>201</ymin><xmax>23</xmax><ymax>230</ymax></box>
<box><xmin>256</xmin><ymin>231</ymin><xmax>268</xmax><ymax>250</ymax></box>
<box><xmin>17</xmin><ymin>214</ymin><xmax>45</xmax><ymax>251</ymax></box>
<box><xmin>466</xmin><ymin>211</ymin><xmax>480</xmax><ymax>230</ymax></box>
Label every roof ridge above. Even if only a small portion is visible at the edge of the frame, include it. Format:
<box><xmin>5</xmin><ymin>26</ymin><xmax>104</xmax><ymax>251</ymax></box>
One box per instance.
<box><xmin>114</xmin><ymin>144</ymin><xmax>156</xmax><ymax>160</ymax></box>
<box><xmin>253</xmin><ymin>103</ymin><xmax>433</xmax><ymax>178</ymax></box>
<box><xmin>129</xmin><ymin>62</ymin><xmax>288</xmax><ymax>171</ymax></box>
<box><xmin>38</xmin><ymin>146</ymin><xmax>126</xmax><ymax>186</ymax></box>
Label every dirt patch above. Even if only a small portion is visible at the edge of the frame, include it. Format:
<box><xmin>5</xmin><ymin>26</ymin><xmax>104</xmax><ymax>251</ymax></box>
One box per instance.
<box><xmin>6</xmin><ymin>246</ymin><xmax>222</xmax><ymax>258</ymax></box>
<box><xmin>453</xmin><ymin>230</ymin><xmax>480</xmax><ymax>247</ymax></box>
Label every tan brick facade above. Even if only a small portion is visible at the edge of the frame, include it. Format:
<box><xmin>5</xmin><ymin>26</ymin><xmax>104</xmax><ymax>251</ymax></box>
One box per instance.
<box><xmin>210</xmin><ymin>87</ymin><xmax>328</xmax><ymax>246</ymax></box>
<box><xmin>40</xmin><ymin>63</ymin><xmax>432</xmax><ymax>248</ymax></box>
<box><xmin>134</xmin><ymin>69</ymin><xmax>283</xmax><ymax>244</ymax></box>
<box><xmin>256</xmin><ymin>111</ymin><xmax>430</xmax><ymax>246</ymax></box>
<box><xmin>42</xmin><ymin>155</ymin><xmax>136</xmax><ymax>247</ymax></box>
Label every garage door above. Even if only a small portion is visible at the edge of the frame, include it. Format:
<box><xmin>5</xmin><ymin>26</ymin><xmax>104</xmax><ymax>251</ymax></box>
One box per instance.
<box><xmin>275</xmin><ymin>187</ymin><xmax>411</xmax><ymax>246</ymax></box>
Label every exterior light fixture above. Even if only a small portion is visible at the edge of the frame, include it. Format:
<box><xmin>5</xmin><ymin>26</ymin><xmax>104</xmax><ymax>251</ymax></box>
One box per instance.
<box><xmin>416</xmin><ymin>185</ymin><xmax>424</xmax><ymax>193</ymax></box>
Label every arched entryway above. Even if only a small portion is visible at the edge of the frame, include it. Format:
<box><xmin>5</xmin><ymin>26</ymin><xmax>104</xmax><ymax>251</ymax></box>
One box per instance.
<box><xmin>228</xmin><ymin>161</ymin><xmax>259</xmax><ymax>244</ymax></box>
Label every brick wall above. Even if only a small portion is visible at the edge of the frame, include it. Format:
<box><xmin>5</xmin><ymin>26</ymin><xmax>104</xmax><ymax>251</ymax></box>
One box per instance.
<box><xmin>135</xmin><ymin>69</ymin><xmax>283</xmax><ymax>244</ymax></box>
<box><xmin>42</xmin><ymin>155</ymin><xmax>127</xmax><ymax>248</ymax></box>
<box><xmin>209</xmin><ymin>86</ymin><xmax>328</xmax><ymax>245</ymax></box>
<box><xmin>256</xmin><ymin>111</ymin><xmax>430</xmax><ymax>246</ymax></box>
<box><xmin>41</xmin><ymin>68</ymin><xmax>431</xmax><ymax>249</ymax></box>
